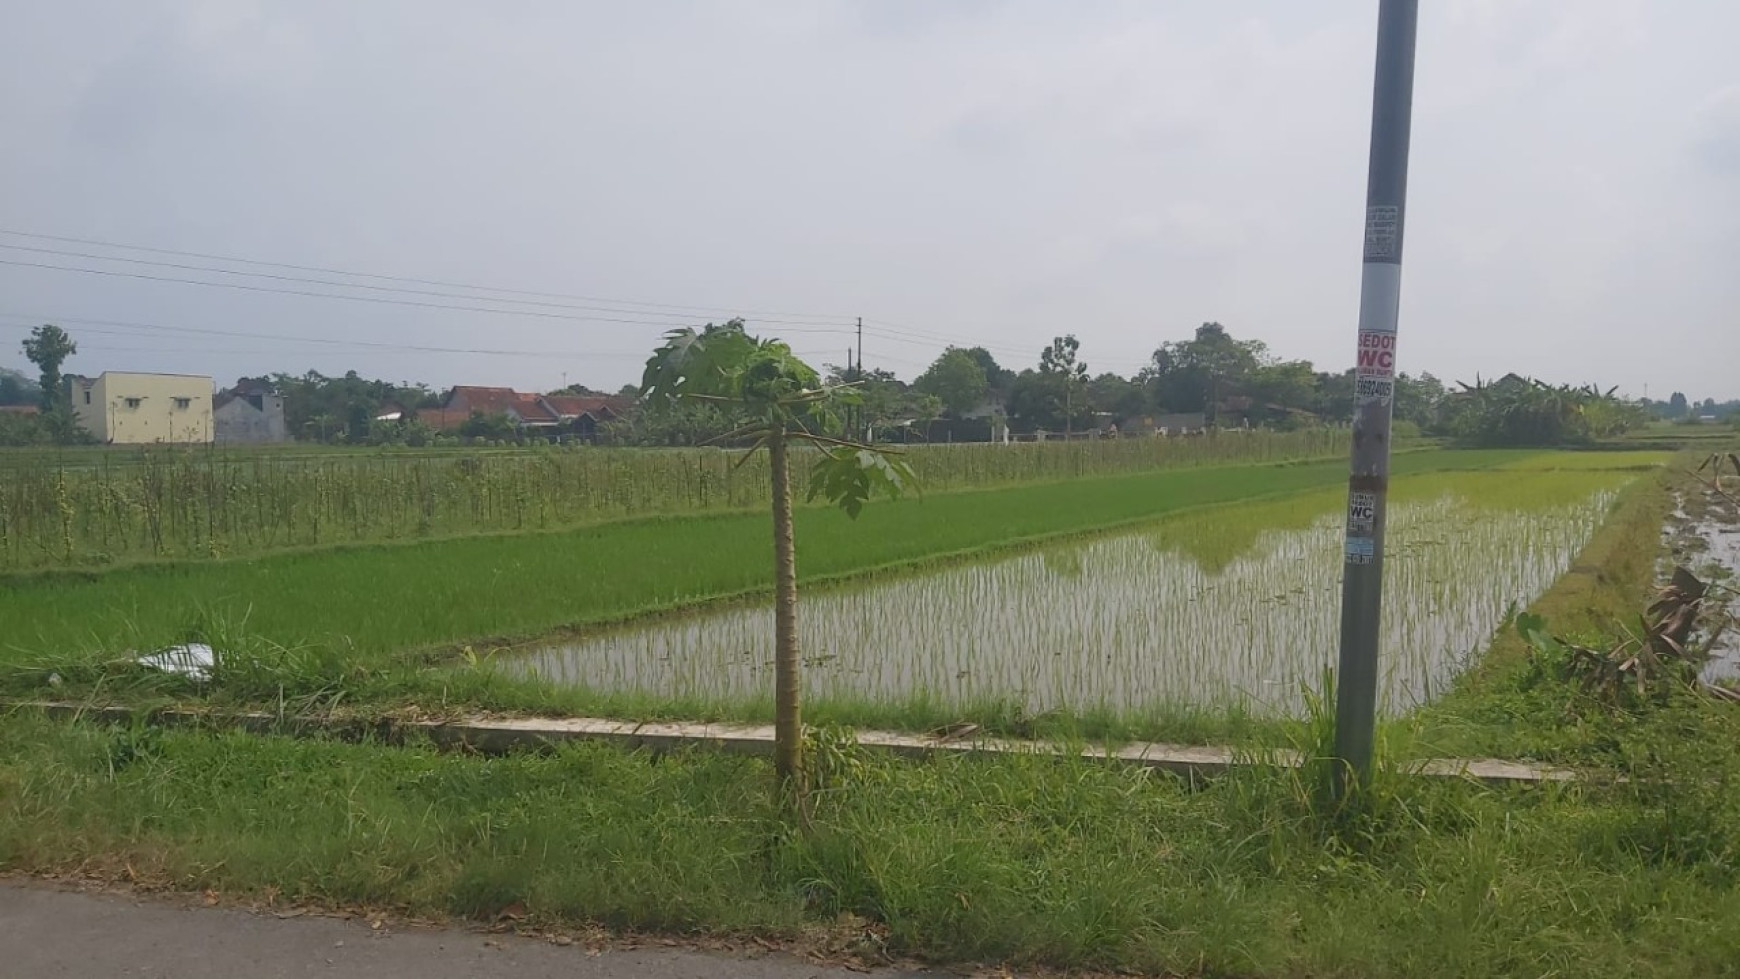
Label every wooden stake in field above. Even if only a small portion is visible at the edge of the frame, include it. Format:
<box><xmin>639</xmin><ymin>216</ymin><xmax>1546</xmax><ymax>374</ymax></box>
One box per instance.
<box><xmin>1333</xmin><ymin>0</ymin><xmax>1420</xmax><ymax>799</ymax></box>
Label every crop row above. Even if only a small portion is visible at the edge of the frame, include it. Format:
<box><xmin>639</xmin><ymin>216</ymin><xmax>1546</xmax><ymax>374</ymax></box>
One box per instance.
<box><xmin>0</xmin><ymin>429</ymin><xmax>1345</xmax><ymax>569</ymax></box>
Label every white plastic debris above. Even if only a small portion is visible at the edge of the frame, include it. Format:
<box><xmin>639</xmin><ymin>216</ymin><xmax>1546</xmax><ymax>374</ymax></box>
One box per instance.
<box><xmin>135</xmin><ymin>643</ymin><xmax>216</xmax><ymax>682</ymax></box>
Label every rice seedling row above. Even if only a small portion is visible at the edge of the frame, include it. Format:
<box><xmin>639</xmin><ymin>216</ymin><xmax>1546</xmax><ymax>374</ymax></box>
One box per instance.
<box><xmin>518</xmin><ymin>467</ymin><xmax>1639</xmax><ymax>718</ymax></box>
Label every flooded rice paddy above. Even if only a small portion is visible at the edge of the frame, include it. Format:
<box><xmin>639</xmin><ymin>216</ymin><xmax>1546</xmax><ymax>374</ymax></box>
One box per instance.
<box><xmin>517</xmin><ymin>472</ymin><xmax>1633</xmax><ymax>717</ymax></box>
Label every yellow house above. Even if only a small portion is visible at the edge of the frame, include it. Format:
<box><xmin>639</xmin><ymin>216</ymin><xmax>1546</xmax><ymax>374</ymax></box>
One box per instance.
<box><xmin>71</xmin><ymin>372</ymin><xmax>215</xmax><ymax>444</ymax></box>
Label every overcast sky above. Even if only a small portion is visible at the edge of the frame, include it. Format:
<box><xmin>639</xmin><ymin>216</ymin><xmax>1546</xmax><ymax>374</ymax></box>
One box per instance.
<box><xmin>2</xmin><ymin>1</ymin><xmax>1736</xmax><ymax>400</ymax></box>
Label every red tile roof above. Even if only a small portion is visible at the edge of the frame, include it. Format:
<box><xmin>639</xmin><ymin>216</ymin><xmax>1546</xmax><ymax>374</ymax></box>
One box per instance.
<box><xmin>444</xmin><ymin>386</ymin><xmax>557</xmax><ymax>425</ymax></box>
<box><xmin>417</xmin><ymin>408</ymin><xmax>471</xmax><ymax>431</ymax></box>
<box><xmin>426</xmin><ymin>386</ymin><xmax>632</xmax><ymax>431</ymax></box>
<box><xmin>0</xmin><ymin>404</ymin><xmax>40</xmax><ymax>415</ymax></box>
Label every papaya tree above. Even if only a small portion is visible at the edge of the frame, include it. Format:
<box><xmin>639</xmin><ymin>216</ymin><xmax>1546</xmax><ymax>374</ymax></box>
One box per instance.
<box><xmin>639</xmin><ymin>320</ymin><xmax>916</xmax><ymax>792</ymax></box>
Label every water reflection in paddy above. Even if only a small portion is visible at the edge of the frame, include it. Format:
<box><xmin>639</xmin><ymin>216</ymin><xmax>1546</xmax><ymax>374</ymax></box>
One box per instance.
<box><xmin>517</xmin><ymin>481</ymin><xmax>1623</xmax><ymax>716</ymax></box>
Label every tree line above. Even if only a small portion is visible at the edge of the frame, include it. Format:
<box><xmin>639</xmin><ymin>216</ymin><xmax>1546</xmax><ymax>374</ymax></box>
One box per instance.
<box><xmin>5</xmin><ymin>320</ymin><xmax>1724</xmax><ymax>448</ymax></box>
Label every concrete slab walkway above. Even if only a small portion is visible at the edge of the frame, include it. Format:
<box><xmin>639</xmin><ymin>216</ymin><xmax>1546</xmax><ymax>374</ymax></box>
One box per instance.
<box><xmin>21</xmin><ymin>702</ymin><xmax>1582</xmax><ymax>785</ymax></box>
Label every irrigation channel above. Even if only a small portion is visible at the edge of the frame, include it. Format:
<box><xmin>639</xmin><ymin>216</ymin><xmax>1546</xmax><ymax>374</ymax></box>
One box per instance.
<box><xmin>515</xmin><ymin>467</ymin><xmax>1637</xmax><ymax>718</ymax></box>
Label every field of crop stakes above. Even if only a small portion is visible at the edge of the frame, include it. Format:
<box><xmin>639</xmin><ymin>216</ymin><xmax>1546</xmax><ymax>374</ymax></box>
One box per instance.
<box><xmin>0</xmin><ymin>429</ymin><xmax>1342</xmax><ymax>570</ymax></box>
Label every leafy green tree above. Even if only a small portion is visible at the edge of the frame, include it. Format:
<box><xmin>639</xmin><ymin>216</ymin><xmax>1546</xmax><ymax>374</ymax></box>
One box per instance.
<box><xmin>913</xmin><ymin>347</ymin><xmax>991</xmax><ymax>418</ymax></box>
<box><xmin>1393</xmin><ymin>371</ymin><xmax>1447</xmax><ymax>430</ymax></box>
<box><xmin>822</xmin><ymin>363</ymin><xmax>920</xmax><ymax>439</ymax></box>
<box><xmin>1005</xmin><ymin>369</ymin><xmax>1056</xmax><ymax>432</ymax></box>
<box><xmin>958</xmin><ymin>347</ymin><xmax>1015</xmax><ymax>399</ymax></box>
<box><xmin>1007</xmin><ymin>340</ymin><xmax>1094</xmax><ymax>435</ymax></box>
<box><xmin>641</xmin><ymin>320</ymin><xmax>915</xmax><ymax>794</ymax></box>
<box><xmin>1085</xmin><ymin>372</ymin><xmax>1146</xmax><ymax>426</ymax></box>
<box><xmin>1244</xmin><ymin>359</ymin><xmax>1319</xmax><ymax>424</ymax></box>
<box><xmin>1666</xmin><ymin>392</ymin><xmax>1689</xmax><ymax>419</ymax></box>
<box><xmin>21</xmin><ymin>324</ymin><xmax>77</xmax><ymax>415</ymax></box>
<box><xmin>458</xmin><ymin>410</ymin><xmax>517</xmax><ymax>441</ymax></box>
<box><xmin>908</xmin><ymin>393</ymin><xmax>945</xmax><ymax>438</ymax></box>
<box><xmin>549</xmin><ymin>382</ymin><xmax>609</xmax><ymax>397</ymax></box>
<box><xmin>1310</xmin><ymin>368</ymin><xmax>1355</xmax><ymax>421</ymax></box>
<box><xmin>1039</xmin><ymin>335</ymin><xmax>1090</xmax><ymax>435</ymax></box>
<box><xmin>606</xmin><ymin>398</ymin><xmax>736</xmax><ymax>445</ymax></box>
<box><xmin>0</xmin><ymin>366</ymin><xmax>38</xmax><ymax>406</ymax></box>
<box><xmin>1140</xmin><ymin>322</ymin><xmax>1265</xmax><ymax>424</ymax></box>
<box><xmin>264</xmin><ymin>370</ymin><xmax>439</xmax><ymax>443</ymax></box>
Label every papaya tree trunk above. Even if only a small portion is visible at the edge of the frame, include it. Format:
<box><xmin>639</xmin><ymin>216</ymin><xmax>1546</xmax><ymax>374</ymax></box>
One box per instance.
<box><xmin>768</xmin><ymin>429</ymin><xmax>803</xmax><ymax>788</ymax></box>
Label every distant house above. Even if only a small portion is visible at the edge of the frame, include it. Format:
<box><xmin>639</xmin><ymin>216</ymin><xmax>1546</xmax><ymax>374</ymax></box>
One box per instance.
<box><xmin>959</xmin><ymin>398</ymin><xmax>1004</xmax><ymax>421</ymax></box>
<box><xmin>419</xmin><ymin>386</ymin><xmax>631</xmax><ymax>440</ymax></box>
<box><xmin>542</xmin><ymin>394</ymin><xmax>630</xmax><ymax>440</ymax></box>
<box><xmin>0</xmin><ymin>404</ymin><xmax>39</xmax><ymax>416</ymax></box>
<box><xmin>373</xmin><ymin>400</ymin><xmax>410</xmax><ymax>423</ymax></box>
<box><xmin>422</xmin><ymin>386</ymin><xmax>559</xmax><ymax>432</ymax></box>
<box><xmin>1148</xmin><ymin>412</ymin><xmax>1208</xmax><ymax>434</ymax></box>
<box><xmin>214</xmin><ymin>379</ymin><xmax>289</xmax><ymax>444</ymax></box>
<box><xmin>70</xmin><ymin>372</ymin><xmax>214</xmax><ymax>444</ymax></box>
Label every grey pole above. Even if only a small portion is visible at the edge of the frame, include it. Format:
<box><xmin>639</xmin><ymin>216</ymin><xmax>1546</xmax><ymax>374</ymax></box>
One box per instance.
<box><xmin>1333</xmin><ymin>0</ymin><xmax>1419</xmax><ymax>798</ymax></box>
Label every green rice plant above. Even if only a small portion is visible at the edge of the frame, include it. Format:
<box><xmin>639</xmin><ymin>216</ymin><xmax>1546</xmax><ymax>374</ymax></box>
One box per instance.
<box><xmin>517</xmin><ymin>468</ymin><xmax>1636</xmax><ymax>724</ymax></box>
<box><xmin>5</xmin><ymin>451</ymin><xmax>1516</xmax><ymax>675</ymax></box>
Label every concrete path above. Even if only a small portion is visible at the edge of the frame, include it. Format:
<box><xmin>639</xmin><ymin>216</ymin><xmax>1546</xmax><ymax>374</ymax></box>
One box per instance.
<box><xmin>0</xmin><ymin>881</ymin><xmax>943</xmax><ymax>979</ymax></box>
<box><xmin>23</xmin><ymin>702</ymin><xmax>1581</xmax><ymax>785</ymax></box>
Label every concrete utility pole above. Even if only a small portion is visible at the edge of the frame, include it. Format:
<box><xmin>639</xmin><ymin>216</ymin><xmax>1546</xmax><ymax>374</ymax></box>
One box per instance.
<box><xmin>1333</xmin><ymin>0</ymin><xmax>1419</xmax><ymax>798</ymax></box>
<box><xmin>855</xmin><ymin>316</ymin><xmax>866</xmax><ymax>440</ymax></box>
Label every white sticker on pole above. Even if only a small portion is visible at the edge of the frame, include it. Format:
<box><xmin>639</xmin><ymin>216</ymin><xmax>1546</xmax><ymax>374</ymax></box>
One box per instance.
<box><xmin>1364</xmin><ymin>206</ymin><xmax>1400</xmax><ymax>261</ymax></box>
<box><xmin>1356</xmin><ymin>331</ymin><xmax>1396</xmax><ymax>378</ymax></box>
<box><xmin>1347</xmin><ymin>491</ymin><xmax>1377</xmax><ymax>530</ymax></box>
<box><xmin>1355</xmin><ymin>375</ymin><xmax>1393</xmax><ymax>405</ymax></box>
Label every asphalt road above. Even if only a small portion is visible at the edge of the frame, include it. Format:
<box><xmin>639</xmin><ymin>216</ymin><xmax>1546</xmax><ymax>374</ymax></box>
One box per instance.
<box><xmin>0</xmin><ymin>881</ymin><xmax>945</xmax><ymax>979</ymax></box>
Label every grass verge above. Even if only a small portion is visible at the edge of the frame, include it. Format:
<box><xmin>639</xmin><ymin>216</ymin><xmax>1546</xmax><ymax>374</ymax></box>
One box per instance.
<box><xmin>1412</xmin><ymin>451</ymin><xmax>1718</xmax><ymax>761</ymax></box>
<box><xmin>4</xmin><ymin>706</ymin><xmax>1740</xmax><ymax>977</ymax></box>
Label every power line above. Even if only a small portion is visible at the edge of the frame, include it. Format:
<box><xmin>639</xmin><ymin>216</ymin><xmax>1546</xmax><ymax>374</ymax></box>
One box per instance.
<box><xmin>0</xmin><ymin>230</ymin><xmax>1157</xmax><ymax>377</ymax></box>
<box><xmin>0</xmin><ymin>227</ymin><xmax>852</xmax><ymax>322</ymax></box>
<box><xmin>0</xmin><ymin>244</ymin><xmax>855</xmax><ymax>328</ymax></box>
<box><xmin>860</xmin><ymin>317</ymin><xmax>1040</xmax><ymax>361</ymax></box>
<box><xmin>0</xmin><ymin>230</ymin><xmax>1079</xmax><ymax>361</ymax></box>
<box><xmin>0</xmin><ymin>314</ymin><xmax>649</xmax><ymax>360</ymax></box>
<box><xmin>0</xmin><ymin>259</ymin><xmax>862</xmax><ymax>337</ymax></box>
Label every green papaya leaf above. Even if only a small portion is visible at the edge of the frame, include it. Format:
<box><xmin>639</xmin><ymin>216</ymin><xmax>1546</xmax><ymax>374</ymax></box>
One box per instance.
<box><xmin>808</xmin><ymin>445</ymin><xmax>918</xmax><ymax>519</ymax></box>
